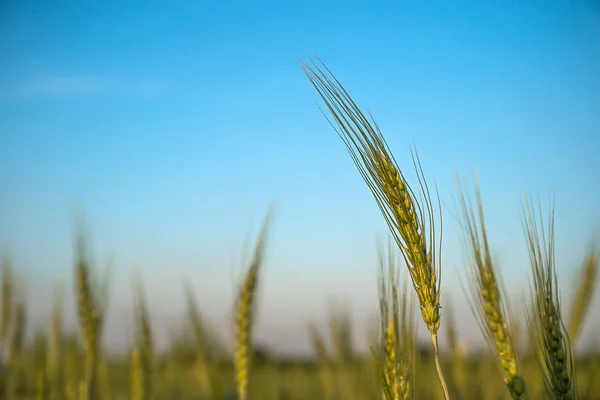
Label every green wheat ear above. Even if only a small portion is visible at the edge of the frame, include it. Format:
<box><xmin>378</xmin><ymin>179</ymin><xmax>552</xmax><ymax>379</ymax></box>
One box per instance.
<box><xmin>300</xmin><ymin>56</ymin><xmax>448</xmax><ymax>400</ymax></box>
<box><xmin>523</xmin><ymin>196</ymin><xmax>577</xmax><ymax>399</ymax></box>
<box><xmin>234</xmin><ymin>208</ymin><xmax>273</xmax><ymax>400</ymax></box>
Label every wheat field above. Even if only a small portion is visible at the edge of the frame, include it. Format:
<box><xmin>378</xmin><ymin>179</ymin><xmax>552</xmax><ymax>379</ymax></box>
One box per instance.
<box><xmin>0</xmin><ymin>58</ymin><xmax>598</xmax><ymax>400</ymax></box>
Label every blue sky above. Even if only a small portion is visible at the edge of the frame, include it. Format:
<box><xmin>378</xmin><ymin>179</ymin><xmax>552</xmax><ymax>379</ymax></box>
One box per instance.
<box><xmin>1</xmin><ymin>1</ymin><xmax>599</xmax><ymax>355</ymax></box>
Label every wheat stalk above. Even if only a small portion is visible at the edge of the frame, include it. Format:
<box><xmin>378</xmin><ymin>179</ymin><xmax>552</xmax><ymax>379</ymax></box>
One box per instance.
<box><xmin>300</xmin><ymin>56</ymin><xmax>448</xmax><ymax>399</ymax></box>
<box><xmin>234</xmin><ymin>209</ymin><xmax>272</xmax><ymax>400</ymax></box>
<box><xmin>457</xmin><ymin>179</ymin><xmax>527</xmax><ymax>399</ymax></box>
<box><xmin>523</xmin><ymin>196</ymin><xmax>577</xmax><ymax>399</ymax></box>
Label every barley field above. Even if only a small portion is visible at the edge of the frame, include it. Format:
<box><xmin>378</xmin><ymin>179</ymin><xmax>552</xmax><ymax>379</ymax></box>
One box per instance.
<box><xmin>1</xmin><ymin>59</ymin><xmax>598</xmax><ymax>400</ymax></box>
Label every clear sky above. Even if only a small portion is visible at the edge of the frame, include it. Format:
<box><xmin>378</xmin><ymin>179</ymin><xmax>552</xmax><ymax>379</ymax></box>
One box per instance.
<box><xmin>1</xmin><ymin>1</ymin><xmax>599</xmax><ymax>355</ymax></box>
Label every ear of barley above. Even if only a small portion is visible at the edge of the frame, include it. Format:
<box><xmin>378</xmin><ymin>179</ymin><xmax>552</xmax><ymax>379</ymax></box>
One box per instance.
<box><xmin>522</xmin><ymin>196</ymin><xmax>577</xmax><ymax>399</ymax></box>
<box><xmin>457</xmin><ymin>179</ymin><xmax>527</xmax><ymax>399</ymax></box>
<box><xmin>567</xmin><ymin>246</ymin><xmax>598</xmax><ymax>345</ymax></box>
<box><xmin>300</xmin><ymin>56</ymin><xmax>448</xmax><ymax>399</ymax></box>
<box><xmin>234</xmin><ymin>208</ymin><xmax>272</xmax><ymax>400</ymax></box>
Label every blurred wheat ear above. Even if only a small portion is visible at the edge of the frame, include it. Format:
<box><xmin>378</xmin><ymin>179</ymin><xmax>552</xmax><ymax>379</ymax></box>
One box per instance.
<box><xmin>72</xmin><ymin>215</ymin><xmax>111</xmax><ymax>400</ymax></box>
<box><xmin>300</xmin><ymin>55</ymin><xmax>448</xmax><ymax>399</ymax></box>
<box><xmin>522</xmin><ymin>196</ymin><xmax>577</xmax><ymax>399</ymax></box>
<box><xmin>234</xmin><ymin>207</ymin><xmax>273</xmax><ymax>400</ymax></box>
<box><xmin>374</xmin><ymin>238</ymin><xmax>415</xmax><ymax>400</ymax></box>
<box><xmin>131</xmin><ymin>274</ymin><xmax>154</xmax><ymax>400</ymax></box>
<box><xmin>457</xmin><ymin>178</ymin><xmax>527</xmax><ymax>399</ymax></box>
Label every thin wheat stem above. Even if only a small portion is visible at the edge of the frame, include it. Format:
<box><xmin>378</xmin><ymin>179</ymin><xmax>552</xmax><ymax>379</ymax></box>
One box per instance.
<box><xmin>431</xmin><ymin>333</ymin><xmax>451</xmax><ymax>400</ymax></box>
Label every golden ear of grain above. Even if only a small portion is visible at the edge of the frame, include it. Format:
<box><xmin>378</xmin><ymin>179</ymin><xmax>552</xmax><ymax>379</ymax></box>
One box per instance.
<box><xmin>457</xmin><ymin>180</ymin><xmax>528</xmax><ymax>399</ymax></box>
<box><xmin>522</xmin><ymin>196</ymin><xmax>577</xmax><ymax>399</ymax></box>
<box><xmin>299</xmin><ymin>57</ymin><xmax>441</xmax><ymax>337</ymax></box>
<box><xmin>300</xmin><ymin>56</ymin><xmax>447</xmax><ymax>399</ymax></box>
<box><xmin>234</xmin><ymin>208</ymin><xmax>273</xmax><ymax>400</ymax></box>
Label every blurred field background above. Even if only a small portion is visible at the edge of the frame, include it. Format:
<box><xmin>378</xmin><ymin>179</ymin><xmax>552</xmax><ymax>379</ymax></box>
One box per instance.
<box><xmin>1</xmin><ymin>1</ymin><xmax>600</xmax><ymax>399</ymax></box>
